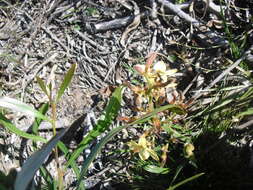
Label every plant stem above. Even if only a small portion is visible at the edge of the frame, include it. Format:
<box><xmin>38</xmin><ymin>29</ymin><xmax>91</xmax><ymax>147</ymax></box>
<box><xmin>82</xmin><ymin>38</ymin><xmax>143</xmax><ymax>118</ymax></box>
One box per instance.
<box><xmin>51</xmin><ymin>101</ymin><xmax>63</xmax><ymax>190</ymax></box>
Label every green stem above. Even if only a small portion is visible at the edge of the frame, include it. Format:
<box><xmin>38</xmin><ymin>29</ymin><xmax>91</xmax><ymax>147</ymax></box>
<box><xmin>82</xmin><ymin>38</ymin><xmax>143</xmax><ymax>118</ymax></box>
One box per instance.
<box><xmin>51</xmin><ymin>101</ymin><xmax>63</xmax><ymax>190</ymax></box>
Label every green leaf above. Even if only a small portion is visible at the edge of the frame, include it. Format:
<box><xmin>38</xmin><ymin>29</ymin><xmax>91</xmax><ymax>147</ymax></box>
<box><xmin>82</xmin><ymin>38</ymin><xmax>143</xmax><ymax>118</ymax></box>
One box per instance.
<box><xmin>170</xmin><ymin>165</ymin><xmax>184</xmax><ymax>186</ymax></box>
<box><xmin>38</xmin><ymin>167</ymin><xmax>55</xmax><ymax>189</ymax></box>
<box><xmin>236</xmin><ymin>108</ymin><xmax>253</xmax><ymax>118</ymax></box>
<box><xmin>143</xmin><ymin>165</ymin><xmax>170</xmax><ymax>174</ymax></box>
<box><xmin>0</xmin><ymin>97</ymin><xmax>50</xmax><ymax>121</ymax></box>
<box><xmin>32</xmin><ymin>103</ymin><xmax>49</xmax><ymax>135</ymax></box>
<box><xmin>14</xmin><ymin>128</ymin><xmax>68</xmax><ymax>190</ymax></box>
<box><xmin>57</xmin><ymin>141</ymin><xmax>85</xmax><ymax>190</ymax></box>
<box><xmin>0</xmin><ymin>113</ymin><xmax>47</xmax><ymax>143</ymax></box>
<box><xmin>207</xmin><ymin>99</ymin><xmax>233</xmax><ymax>113</ymax></box>
<box><xmin>36</xmin><ymin>77</ymin><xmax>49</xmax><ymax>97</ymax></box>
<box><xmin>76</xmin><ymin>125</ymin><xmax>125</xmax><ymax>189</ymax></box>
<box><xmin>29</xmin><ymin>104</ymin><xmax>59</xmax><ymax>189</ymax></box>
<box><xmin>162</xmin><ymin>125</ymin><xmax>182</xmax><ymax>137</ymax></box>
<box><xmin>65</xmin><ymin>86</ymin><xmax>124</xmax><ymax>168</ymax></box>
<box><xmin>240</xmin><ymin>87</ymin><xmax>253</xmax><ymax>100</ymax></box>
<box><xmin>76</xmin><ymin>103</ymin><xmax>183</xmax><ymax>189</ymax></box>
<box><xmin>74</xmin><ymin>96</ymin><xmax>183</xmax><ymax>189</ymax></box>
<box><xmin>56</xmin><ymin>63</ymin><xmax>76</xmax><ymax>102</ymax></box>
<box><xmin>167</xmin><ymin>54</ymin><xmax>177</xmax><ymax>63</ymax></box>
<box><xmin>131</xmin><ymin>104</ymin><xmax>185</xmax><ymax>125</ymax></box>
<box><xmin>167</xmin><ymin>173</ymin><xmax>205</xmax><ymax>190</ymax></box>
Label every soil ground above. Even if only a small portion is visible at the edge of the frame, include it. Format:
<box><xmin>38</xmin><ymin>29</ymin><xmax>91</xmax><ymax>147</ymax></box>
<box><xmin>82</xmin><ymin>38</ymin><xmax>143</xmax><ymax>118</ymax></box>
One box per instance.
<box><xmin>0</xmin><ymin>0</ymin><xmax>253</xmax><ymax>189</ymax></box>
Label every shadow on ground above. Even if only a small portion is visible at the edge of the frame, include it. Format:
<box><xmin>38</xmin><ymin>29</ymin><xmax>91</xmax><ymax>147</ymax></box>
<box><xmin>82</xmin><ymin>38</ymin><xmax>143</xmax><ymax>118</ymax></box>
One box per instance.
<box><xmin>110</xmin><ymin>128</ymin><xmax>253</xmax><ymax>190</ymax></box>
<box><xmin>191</xmin><ymin>129</ymin><xmax>253</xmax><ymax>190</ymax></box>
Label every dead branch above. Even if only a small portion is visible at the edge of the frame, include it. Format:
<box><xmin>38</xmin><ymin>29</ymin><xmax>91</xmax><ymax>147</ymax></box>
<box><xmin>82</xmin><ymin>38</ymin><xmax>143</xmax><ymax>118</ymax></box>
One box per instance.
<box><xmin>157</xmin><ymin>0</ymin><xmax>228</xmax><ymax>47</ymax></box>
<box><xmin>86</xmin><ymin>15</ymin><xmax>134</xmax><ymax>34</ymax></box>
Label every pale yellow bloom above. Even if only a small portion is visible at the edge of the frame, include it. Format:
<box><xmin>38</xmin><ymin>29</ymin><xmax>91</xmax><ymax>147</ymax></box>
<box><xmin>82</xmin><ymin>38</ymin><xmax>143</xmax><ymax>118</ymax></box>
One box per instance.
<box><xmin>134</xmin><ymin>61</ymin><xmax>177</xmax><ymax>84</ymax></box>
<box><xmin>152</xmin><ymin>61</ymin><xmax>177</xmax><ymax>82</ymax></box>
<box><xmin>153</xmin><ymin>61</ymin><xmax>167</xmax><ymax>73</ymax></box>
<box><xmin>184</xmin><ymin>143</ymin><xmax>195</xmax><ymax>158</ymax></box>
<box><xmin>127</xmin><ymin>134</ymin><xmax>159</xmax><ymax>161</ymax></box>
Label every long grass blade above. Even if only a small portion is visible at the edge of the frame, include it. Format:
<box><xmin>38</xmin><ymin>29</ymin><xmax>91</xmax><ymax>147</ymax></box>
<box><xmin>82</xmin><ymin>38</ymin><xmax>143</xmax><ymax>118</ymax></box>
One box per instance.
<box><xmin>236</xmin><ymin>108</ymin><xmax>253</xmax><ymax>118</ymax></box>
<box><xmin>57</xmin><ymin>141</ymin><xmax>85</xmax><ymax>190</ymax></box>
<box><xmin>167</xmin><ymin>173</ymin><xmax>205</xmax><ymax>190</ymax></box>
<box><xmin>0</xmin><ymin>97</ymin><xmax>50</xmax><ymax>121</ymax></box>
<box><xmin>29</xmin><ymin>103</ymin><xmax>56</xmax><ymax>188</ymax></box>
<box><xmin>14</xmin><ymin>128</ymin><xmax>68</xmax><ymax>190</ymax></box>
<box><xmin>76</xmin><ymin>125</ymin><xmax>125</xmax><ymax>189</ymax></box>
<box><xmin>32</xmin><ymin>103</ymin><xmax>49</xmax><ymax>135</ymax></box>
<box><xmin>0</xmin><ymin>113</ymin><xmax>47</xmax><ymax>143</ymax></box>
<box><xmin>143</xmin><ymin>165</ymin><xmax>170</xmax><ymax>174</ymax></box>
<box><xmin>131</xmin><ymin>104</ymin><xmax>185</xmax><ymax>125</ymax></box>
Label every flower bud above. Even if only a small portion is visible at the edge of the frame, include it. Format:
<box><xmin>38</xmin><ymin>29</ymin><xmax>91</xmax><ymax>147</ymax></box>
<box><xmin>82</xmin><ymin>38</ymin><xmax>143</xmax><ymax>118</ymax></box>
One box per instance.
<box><xmin>133</xmin><ymin>64</ymin><xmax>146</xmax><ymax>75</ymax></box>
<box><xmin>184</xmin><ymin>143</ymin><xmax>195</xmax><ymax>158</ymax></box>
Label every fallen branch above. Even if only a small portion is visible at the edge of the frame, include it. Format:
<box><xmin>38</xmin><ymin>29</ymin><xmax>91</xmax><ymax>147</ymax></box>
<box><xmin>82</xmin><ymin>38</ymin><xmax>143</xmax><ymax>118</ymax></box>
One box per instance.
<box><xmin>158</xmin><ymin>0</ymin><xmax>201</xmax><ymax>27</ymax></box>
<box><xmin>205</xmin><ymin>0</ymin><xmax>226</xmax><ymax>16</ymax></box>
<box><xmin>157</xmin><ymin>0</ymin><xmax>228</xmax><ymax>46</ymax></box>
<box><xmin>86</xmin><ymin>15</ymin><xmax>134</xmax><ymax>34</ymax></box>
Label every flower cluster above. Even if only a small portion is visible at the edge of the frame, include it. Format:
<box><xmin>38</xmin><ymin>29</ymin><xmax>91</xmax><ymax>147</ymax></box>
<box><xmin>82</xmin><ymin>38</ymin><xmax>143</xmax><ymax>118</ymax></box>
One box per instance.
<box><xmin>126</xmin><ymin>53</ymin><xmax>180</xmax><ymax>162</ymax></box>
<box><xmin>127</xmin><ymin>53</ymin><xmax>177</xmax><ymax>113</ymax></box>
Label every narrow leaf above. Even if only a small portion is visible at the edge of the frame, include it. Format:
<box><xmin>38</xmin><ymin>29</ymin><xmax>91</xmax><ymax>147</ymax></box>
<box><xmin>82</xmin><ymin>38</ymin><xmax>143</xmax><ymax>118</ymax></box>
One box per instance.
<box><xmin>56</xmin><ymin>63</ymin><xmax>76</xmax><ymax>102</ymax></box>
<box><xmin>76</xmin><ymin>125</ymin><xmax>125</xmax><ymax>189</ymax></box>
<box><xmin>168</xmin><ymin>173</ymin><xmax>205</xmax><ymax>190</ymax></box>
<box><xmin>38</xmin><ymin>167</ymin><xmax>54</xmax><ymax>189</ymax></box>
<box><xmin>29</xmin><ymin>103</ymin><xmax>56</xmax><ymax>188</ymax></box>
<box><xmin>57</xmin><ymin>141</ymin><xmax>85</xmax><ymax>190</ymax></box>
<box><xmin>143</xmin><ymin>165</ymin><xmax>170</xmax><ymax>174</ymax></box>
<box><xmin>131</xmin><ymin>104</ymin><xmax>185</xmax><ymax>125</ymax></box>
<box><xmin>0</xmin><ymin>97</ymin><xmax>50</xmax><ymax>121</ymax></box>
<box><xmin>14</xmin><ymin>128</ymin><xmax>68</xmax><ymax>190</ymax></box>
<box><xmin>170</xmin><ymin>165</ymin><xmax>184</xmax><ymax>186</ymax></box>
<box><xmin>0</xmin><ymin>113</ymin><xmax>47</xmax><ymax>143</ymax></box>
<box><xmin>32</xmin><ymin>103</ymin><xmax>49</xmax><ymax>135</ymax></box>
<box><xmin>236</xmin><ymin>108</ymin><xmax>253</xmax><ymax>118</ymax></box>
<box><xmin>36</xmin><ymin>77</ymin><xmax>49</xmax><ymax>97</ymax></box>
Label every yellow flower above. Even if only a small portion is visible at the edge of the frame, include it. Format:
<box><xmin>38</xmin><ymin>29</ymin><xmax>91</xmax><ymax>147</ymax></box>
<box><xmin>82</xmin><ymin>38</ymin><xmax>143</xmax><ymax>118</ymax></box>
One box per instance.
<box><xmin>134</xmin><ymin>60</ymin><xmax>177</xmax><ymax>84</ymax></box>
<box><xmin>127</xmin><ymin>134</ymin><xmax>159</xmax><ymax>161</ymax></box>
<box><xmin>152</xmin><ymin>61</ymin><xmax>177</xmax><ymax>82</ymax></box>
<box><xmin>184</xmin><ymin>143</ymin><xmax>195</xmax><ymax>158</ymax></box>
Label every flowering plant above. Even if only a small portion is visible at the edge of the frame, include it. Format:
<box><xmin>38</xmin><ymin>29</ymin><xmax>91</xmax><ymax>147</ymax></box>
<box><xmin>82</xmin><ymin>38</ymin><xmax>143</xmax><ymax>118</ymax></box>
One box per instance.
<box><xmin>123</xmin><ymin>53</ymin><xmax>194</xmax><ymax>166</ymax></box>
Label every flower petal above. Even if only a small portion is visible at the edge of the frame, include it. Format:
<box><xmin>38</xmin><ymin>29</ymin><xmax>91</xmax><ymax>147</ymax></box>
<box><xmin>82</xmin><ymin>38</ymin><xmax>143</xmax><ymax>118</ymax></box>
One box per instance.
<box><xmin>153</xmin><ymin>61</ymin><xmax>166</xmax><ymax>73</ymax></box>
<box><xmin>139</xmin><ymin>149</ymin><xmax>150</xmax><ymax>160</ymax></box>
<box><xmin>147</xmin><ymin>148</ymin><xmax>159</xmax><ymax>161</ymax></box>
<box><xmin>166</xmin><ymin>82</ymin><xmax>177</xmax><ymax>88</ymax></box>
<box><xmin>138</xmin><ymin>135</ymin><xmax>147</xmax><ymax>148</ymax></box>
<box><xmin>127</xmin><ymin>141</ymin><xmax>142</xmax><ymax>153</ymax></box>
<box><xmin>164</xmin><ymin>69</ymin><xmax>177</xmax><ymax>76</ymax></box>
